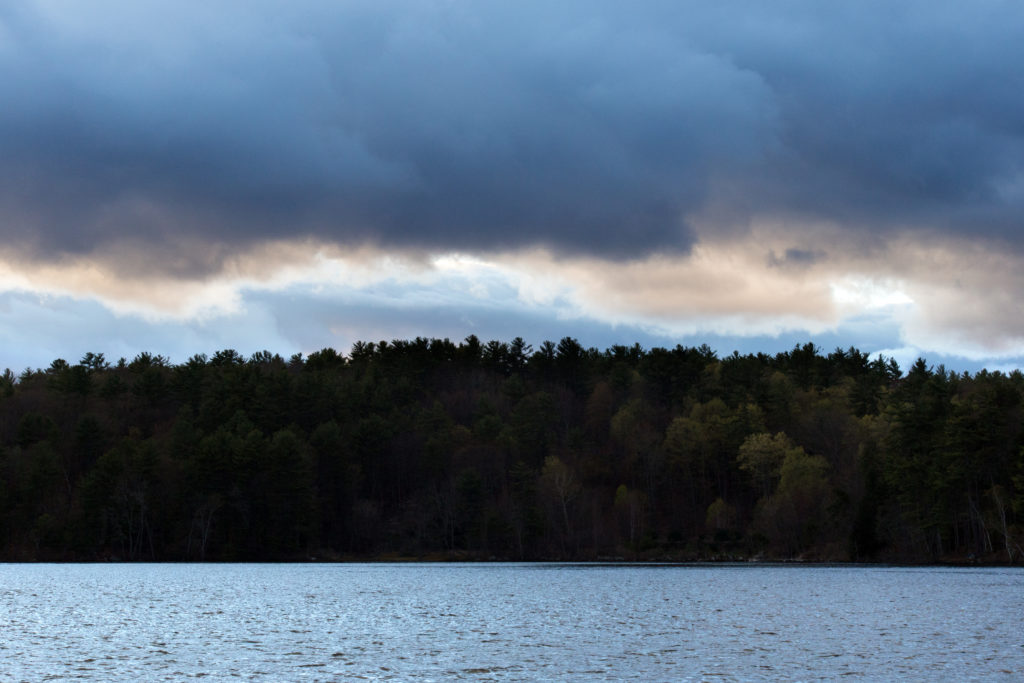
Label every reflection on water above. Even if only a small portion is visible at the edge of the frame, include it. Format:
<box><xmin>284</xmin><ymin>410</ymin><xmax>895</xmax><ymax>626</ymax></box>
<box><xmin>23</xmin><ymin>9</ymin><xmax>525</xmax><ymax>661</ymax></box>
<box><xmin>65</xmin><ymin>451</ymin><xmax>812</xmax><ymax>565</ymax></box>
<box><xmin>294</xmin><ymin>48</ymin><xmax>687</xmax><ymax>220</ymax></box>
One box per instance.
<box><xmin>1</xmin><ymin>563</ymin><xmax>1022</xmax><ymax>681</ymax></box>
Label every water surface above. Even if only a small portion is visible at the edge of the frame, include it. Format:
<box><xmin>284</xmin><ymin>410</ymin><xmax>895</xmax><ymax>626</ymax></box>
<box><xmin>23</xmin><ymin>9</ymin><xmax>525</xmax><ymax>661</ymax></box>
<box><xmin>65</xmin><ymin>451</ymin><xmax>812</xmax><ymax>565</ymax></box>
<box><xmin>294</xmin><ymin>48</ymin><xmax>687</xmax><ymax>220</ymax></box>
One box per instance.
<box><xmin>2</xmin><ymin>563</ymin><xmax>1021</xmax><ymax>681</ymax></box>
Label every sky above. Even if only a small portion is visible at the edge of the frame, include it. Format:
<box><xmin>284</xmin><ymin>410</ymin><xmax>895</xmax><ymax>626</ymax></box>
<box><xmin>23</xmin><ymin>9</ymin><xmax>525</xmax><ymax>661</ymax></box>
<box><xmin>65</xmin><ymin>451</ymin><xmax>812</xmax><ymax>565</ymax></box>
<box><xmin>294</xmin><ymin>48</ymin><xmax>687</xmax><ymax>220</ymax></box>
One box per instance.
<box><xmin>1</xmin><ymin>0</ymin><xmax>1023</xmax><ymax>374</ymax></box>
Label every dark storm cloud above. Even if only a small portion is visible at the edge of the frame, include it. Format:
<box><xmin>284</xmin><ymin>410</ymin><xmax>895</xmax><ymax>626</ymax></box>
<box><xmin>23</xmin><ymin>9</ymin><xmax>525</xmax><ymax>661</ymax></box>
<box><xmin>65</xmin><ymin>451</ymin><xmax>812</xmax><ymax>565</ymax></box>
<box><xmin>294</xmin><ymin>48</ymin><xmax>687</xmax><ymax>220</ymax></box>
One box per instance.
<box><xmin>690</xmin><ymin>2</ymin><xmax>1024</xmax><ymax>233</ymax></box>
<box><xmin>1</xmin><ymin>1</ymin><xmax>1022</xmax><ymax>268</ymax></box>
<box><xmin>768</xmin><ymin>248</ymin><xmax>827</xmax><ymax>268</ymax></box>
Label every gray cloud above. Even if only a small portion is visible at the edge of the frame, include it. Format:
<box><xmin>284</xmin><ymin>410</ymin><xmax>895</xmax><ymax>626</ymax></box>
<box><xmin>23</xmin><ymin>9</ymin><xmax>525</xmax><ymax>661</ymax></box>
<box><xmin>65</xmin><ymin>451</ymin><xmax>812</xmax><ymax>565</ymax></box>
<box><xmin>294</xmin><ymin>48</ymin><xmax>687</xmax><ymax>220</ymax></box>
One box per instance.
<box><xmin>1</xmin><ymin>1</ymin><xmax>1022</xmax><ymax>271</ymax></box>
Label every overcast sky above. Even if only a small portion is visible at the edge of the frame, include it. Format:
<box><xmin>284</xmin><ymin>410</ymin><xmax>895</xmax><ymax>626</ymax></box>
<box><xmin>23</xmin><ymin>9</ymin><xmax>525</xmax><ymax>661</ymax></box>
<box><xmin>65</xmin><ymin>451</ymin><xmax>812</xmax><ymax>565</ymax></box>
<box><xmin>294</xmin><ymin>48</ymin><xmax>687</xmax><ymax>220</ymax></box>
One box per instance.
<box><xmin>2</xmin><ymin>1</ymin><xmax>1023</xmax><ymax>372</ymax></box>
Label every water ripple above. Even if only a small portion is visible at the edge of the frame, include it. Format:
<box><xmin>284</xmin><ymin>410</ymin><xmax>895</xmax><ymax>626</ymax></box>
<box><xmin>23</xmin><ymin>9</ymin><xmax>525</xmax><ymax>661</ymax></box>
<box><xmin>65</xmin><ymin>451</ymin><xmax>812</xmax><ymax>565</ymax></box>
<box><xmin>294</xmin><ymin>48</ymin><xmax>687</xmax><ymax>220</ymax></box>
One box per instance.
<box><xmin>0</xmin><ymin>563</ymin><xmax>1022</xmax><ymax>680</ymax></box>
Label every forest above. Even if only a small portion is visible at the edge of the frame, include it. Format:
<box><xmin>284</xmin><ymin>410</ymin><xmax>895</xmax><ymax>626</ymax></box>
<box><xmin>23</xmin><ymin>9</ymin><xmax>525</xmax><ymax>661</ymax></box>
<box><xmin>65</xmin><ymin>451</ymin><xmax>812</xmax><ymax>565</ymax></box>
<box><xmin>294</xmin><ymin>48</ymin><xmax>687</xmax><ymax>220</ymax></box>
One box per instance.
<box><xmin>1</xmin><ymin>337</ymin><xmax>1022</xmax><ymax>563</ymax></box>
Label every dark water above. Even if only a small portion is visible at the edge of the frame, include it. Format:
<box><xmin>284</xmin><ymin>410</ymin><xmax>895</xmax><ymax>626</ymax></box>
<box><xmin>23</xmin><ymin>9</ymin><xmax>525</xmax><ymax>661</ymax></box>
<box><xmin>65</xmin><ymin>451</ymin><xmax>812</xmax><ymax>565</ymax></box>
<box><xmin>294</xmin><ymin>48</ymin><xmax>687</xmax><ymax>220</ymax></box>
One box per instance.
<box><xmin>1</xmin><ymin>563</ymin><xmax>1021</xmax><ymax>681</ymax></box>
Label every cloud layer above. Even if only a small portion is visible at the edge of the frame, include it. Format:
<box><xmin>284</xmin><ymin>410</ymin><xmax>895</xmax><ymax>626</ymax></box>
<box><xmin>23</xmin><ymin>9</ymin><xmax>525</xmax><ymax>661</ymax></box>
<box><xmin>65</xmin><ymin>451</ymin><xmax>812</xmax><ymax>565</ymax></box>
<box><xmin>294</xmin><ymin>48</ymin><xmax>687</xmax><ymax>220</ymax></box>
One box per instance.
<box><xmin>1</xmin><ymin>1</ymin><xmax>1023</xmax><ymax>369</ymax></box>
<box><xmin>3</xmin><ymin>1</ymin><xmax>1023</xmax><ymax>262</ymax></box>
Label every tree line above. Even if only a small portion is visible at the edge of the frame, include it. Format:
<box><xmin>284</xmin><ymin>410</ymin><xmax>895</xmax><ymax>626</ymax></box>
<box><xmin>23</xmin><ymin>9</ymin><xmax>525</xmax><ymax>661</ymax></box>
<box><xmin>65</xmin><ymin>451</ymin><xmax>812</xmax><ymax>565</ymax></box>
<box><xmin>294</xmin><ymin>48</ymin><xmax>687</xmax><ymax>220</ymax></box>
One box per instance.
<box><xmin>1</xmin><ymin>337</ymin><xmax>1022</xmax><ymax>563</ymax></box>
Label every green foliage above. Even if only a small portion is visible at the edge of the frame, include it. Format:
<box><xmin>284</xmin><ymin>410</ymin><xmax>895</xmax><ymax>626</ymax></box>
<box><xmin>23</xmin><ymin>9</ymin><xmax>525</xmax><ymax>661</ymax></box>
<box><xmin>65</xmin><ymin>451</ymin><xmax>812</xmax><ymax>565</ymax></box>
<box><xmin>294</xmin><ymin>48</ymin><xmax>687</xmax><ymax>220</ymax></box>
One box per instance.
<box><xmin>705</xmin><ymin>497</ymin><xmax>737</xmax><ymax>533</ymax></box>
<box><xmin>737</xmin><ymin>432</ymin><xmax>800</xmax><ymax>499</ymax></box>
<box><xmin>0</xmin><ymin>339</ymin><xmax>1020</xmax><ymax>562</ymax></box>
<box><xmin>753</xmin><ymin>449</ymin><xmax>831</xmax><ymax>555</ymax></box>
<box><xmin>17</xmin><ymin>413</ymin><xmax>57</xmax><ymax>448</ymax></box>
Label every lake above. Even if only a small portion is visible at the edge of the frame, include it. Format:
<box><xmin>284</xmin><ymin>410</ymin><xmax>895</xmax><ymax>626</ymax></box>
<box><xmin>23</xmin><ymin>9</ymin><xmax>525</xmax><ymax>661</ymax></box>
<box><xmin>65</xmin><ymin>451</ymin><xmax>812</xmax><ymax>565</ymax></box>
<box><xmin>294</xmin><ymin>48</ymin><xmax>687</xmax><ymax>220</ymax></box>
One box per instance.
<box><xmin>1</xmin><ymin>563</ymin><xmax>1021</xmax><ymax>681</ymax></box>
